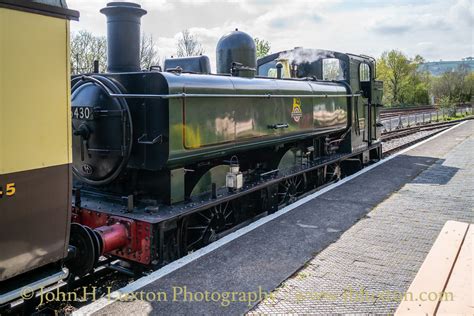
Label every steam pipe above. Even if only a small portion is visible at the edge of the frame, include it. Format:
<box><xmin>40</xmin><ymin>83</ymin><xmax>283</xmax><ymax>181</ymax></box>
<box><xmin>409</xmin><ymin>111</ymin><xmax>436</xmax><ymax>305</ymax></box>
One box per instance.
<box><xmin>276</xmin><ymin>62</ymin><xmax>283</xmax><ymax>79</ymax></box>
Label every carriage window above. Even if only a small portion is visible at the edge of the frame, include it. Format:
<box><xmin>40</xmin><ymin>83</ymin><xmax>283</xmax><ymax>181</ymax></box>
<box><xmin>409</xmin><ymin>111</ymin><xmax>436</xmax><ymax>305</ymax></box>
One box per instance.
<box><xmin>322</xmin><ymin>58</ymin><xmax>344</xmax><ymax>81</ymax></box>
<box><xmin>360</xmin><ymin>63</ymin><xmax>370</xmax><ymax>82</ymax></box>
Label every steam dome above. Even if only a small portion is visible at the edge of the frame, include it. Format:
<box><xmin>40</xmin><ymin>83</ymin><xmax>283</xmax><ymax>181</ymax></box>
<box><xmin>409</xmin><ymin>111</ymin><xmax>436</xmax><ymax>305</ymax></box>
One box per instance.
<box><xmin>216</xmin><ymin>29</ymin><xmax>256</xmax><ymax>74</ymax></box>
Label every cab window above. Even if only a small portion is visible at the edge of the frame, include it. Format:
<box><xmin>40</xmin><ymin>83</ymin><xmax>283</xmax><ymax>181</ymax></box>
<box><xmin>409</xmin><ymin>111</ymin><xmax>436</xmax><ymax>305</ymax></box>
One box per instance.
<box><xmin>258</xmin><ymin>59</ymin><xmax>291</xmax><ymax>78</ymax></box>
<box><xmin>360</xmin><ymin>63</ymin><xmax>370</xmax><ymax>82</ymax></box>
<box><xmin>322</xmin><ymin>58</ymin><xmax>344</xmax><ymax>81</ymax></box>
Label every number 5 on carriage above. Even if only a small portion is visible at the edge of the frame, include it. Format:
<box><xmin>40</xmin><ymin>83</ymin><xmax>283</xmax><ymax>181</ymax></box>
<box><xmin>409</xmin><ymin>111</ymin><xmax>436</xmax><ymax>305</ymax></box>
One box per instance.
<box><xmin>0</xmin><ymin>183</ymin><xmax>16</xmax><ymax>198</ymax></box>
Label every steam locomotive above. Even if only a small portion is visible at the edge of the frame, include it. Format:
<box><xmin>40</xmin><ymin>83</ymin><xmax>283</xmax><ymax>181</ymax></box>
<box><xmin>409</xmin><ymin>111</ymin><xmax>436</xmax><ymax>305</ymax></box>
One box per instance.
<box><xmin>68</xmin><ymin>2</ymin><xmax>383</xmax><ymax>276</ymax></box>
<box><xmin>0</xmin><ymin>0</ymin><xmax>383</xmax><ymax>308</ymax></box>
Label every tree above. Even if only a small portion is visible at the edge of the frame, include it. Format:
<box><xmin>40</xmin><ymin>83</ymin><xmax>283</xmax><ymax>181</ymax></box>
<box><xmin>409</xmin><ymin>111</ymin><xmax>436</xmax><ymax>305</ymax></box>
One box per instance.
<box><xmin>71</xmin><ymin>30</ymin><xmax>107</xmax><ymax>74</ymax></box>
<box><xmin>71</xmin><ymin>30</ymin><xmax>160</xmax><ymax>74</ymax></box>
<box><xmin>254</xmin><ymin>38</ymin><xmax>271</xmax><ymax>59</ymax></box>
<box><xmin>140</xmin><ymin>33</ymin><xmax>160</xmax><ymax>70</ymax></box>
<box><xmin>377</xmin><ymin>50</ymin><xmax>431</xmax><ymax>107</ymax></box>
<box><xmin>377</xmin><ymin>50</ymin><xmax>413</xmax><ymax>106</ymax></box>
<box><xmin>403</xmin><ymin>55</ymin><xmax>431</xmax><ymax>106</ymax></box>
<box><xmin>463</xmin><ymin>72</ymin><xmax>474</xmax><ymax>103</ymax></box>
<box><xmin>431</xmin><ymin>65</ymin><xmax>473</xmax><ymax>106</ymax></box>
<box><xmin>176</xmin><ymin>30</ymin><xmax>204</xmax><ymax>57</ymax></box>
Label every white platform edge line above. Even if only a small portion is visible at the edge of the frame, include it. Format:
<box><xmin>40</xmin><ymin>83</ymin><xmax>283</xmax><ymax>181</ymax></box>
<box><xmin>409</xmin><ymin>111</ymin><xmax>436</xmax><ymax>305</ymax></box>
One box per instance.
<box><xmin>74</xmin><ymin>121</ymin><xmax>467</xmax><ymax>315</ymax></box>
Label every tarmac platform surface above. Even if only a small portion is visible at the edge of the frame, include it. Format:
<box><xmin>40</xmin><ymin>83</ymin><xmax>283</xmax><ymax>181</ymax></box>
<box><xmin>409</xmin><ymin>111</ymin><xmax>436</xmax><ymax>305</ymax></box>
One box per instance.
<box><xmin>251</xmin><ymin>121</ymin><xmax>473</xmax><ymax>314</ymax></box>
<box><xmin>77</xmin><ymin>121</ymin><xmax>474</xmax><ymax>315</ymax></box>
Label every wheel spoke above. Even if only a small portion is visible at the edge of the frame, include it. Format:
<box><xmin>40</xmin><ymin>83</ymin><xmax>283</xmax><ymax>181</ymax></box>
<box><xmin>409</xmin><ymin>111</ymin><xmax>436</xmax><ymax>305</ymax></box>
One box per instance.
<box><xmin>224</xmin><ymin>209</ymin><xmax>233</xmax><ymax>219</ymax></box>
<box><xmin>198</xmin><ymin>212</ymin><xmax>211</xmax><ymax>222</ymax></box>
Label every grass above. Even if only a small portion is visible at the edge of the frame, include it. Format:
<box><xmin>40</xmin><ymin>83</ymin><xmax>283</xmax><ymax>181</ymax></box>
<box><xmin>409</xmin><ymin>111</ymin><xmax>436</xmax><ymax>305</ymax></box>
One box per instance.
<box><xmin>444</xmin><ymin>112</ymin><xmax>472</xmax><ymax>121</ymax></box>
<box><xmin>427</xmin><ymin>110</ymin><xmax>473</xmax><ymax>122</ymax></box>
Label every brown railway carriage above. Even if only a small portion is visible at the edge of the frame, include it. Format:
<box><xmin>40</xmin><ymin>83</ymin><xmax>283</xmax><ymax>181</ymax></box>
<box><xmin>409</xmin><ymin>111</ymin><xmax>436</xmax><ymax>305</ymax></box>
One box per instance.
<box><xmin>0</xmin><ymin>0</ymin><xmax>78</xmax><ymax>306</ymax></box>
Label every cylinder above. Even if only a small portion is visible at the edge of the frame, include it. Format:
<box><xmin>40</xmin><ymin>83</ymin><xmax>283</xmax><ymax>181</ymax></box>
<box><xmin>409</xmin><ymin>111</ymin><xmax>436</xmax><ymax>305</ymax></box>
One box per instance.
<box><xmin>100</xmin><ymin>2</ymin><xmax>147</xmax><ymax>73</ymax></box>
<box><xmin>216</xmin><ymin>29</ymin><xmax>256</xmax><ymax>75</ymax></box>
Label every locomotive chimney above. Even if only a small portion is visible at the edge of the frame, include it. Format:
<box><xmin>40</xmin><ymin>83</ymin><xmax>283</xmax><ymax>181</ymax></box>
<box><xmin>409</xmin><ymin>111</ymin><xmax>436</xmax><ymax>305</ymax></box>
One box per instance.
<box><xmin>100</xmin><ymin>2</ymin><xmax>147</xmax><ymax>73</ymax></box>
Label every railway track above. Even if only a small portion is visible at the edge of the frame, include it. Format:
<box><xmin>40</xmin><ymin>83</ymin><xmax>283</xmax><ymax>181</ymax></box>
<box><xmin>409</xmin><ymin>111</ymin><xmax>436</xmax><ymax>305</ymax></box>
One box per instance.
<box><xmin>7</xmin><ymin>118</ymin><xmax>470</xmax><ymax>315</ymax></box>
<box><xmin>381</xmin><ymin>118</ymin><xmax>471</xmax><ymax>156</ymax></box>
<box><xmin>380</xmin><ymin>105</ymin><xmax>435</xmax><ymax>119</ymax></box>
<box><xmin>381</xmin><ymin>120</ymin><xmax>461</xmax><ymax>141</ymax></box>
<box><xmin>380</xmin><ymin>105</ymin><xmax>472</xmax><ymax>121</ymax></box>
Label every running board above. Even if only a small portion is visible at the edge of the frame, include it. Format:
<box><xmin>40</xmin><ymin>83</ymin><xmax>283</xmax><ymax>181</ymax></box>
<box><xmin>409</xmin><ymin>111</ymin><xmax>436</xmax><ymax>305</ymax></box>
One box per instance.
<box><xmin>0</xmin><ymin>269</ymin><xmax>68</xmax><ymax>305</ymax></box>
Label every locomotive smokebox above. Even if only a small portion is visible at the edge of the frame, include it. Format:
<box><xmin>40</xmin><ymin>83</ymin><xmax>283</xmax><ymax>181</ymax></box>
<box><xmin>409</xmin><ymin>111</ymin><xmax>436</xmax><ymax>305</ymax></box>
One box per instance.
<box><xmin>216</xmin><ymin>29</ymin><xmax>256</xmax><ymax>76</ymax></box>
<box><xmin>100</xmin><ymin>2</ymin><xmax>147</xmax><ymax>72</ymax></box>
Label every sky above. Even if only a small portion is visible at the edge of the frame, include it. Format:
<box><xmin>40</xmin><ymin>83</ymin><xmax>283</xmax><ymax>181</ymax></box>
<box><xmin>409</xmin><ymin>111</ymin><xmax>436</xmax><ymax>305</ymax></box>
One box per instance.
<box><xmin>67</xmin><ymin>0</ymin><xmax>473</xmax><ymax>68</ymax></box>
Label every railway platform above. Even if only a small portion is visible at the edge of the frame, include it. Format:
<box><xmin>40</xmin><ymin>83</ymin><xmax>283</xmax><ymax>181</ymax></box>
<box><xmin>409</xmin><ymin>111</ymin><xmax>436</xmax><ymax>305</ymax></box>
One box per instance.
<box><xmin>75</xmin><ymin>121</ymin><xmax>473</xmax><ymax>315</ymax></box>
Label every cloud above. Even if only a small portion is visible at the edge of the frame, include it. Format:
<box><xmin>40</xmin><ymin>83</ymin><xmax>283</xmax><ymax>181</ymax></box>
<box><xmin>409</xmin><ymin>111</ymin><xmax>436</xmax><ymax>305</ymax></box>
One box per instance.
<box><xmin>252</xmin><ymin>1</ymin><xmax>328</xmax><ymax>26</ymax></box>
<box><xmin>372</xmin><ymin>24</ymin><xmax>412</xmax><ymax>35</ymax></box>
<box><xmin>67</xmin><ymin>0</ymin><xmax>473</xmax><ymax>65</ymax></box>
<box><xmin>370</xmin><ymin>11</ymin><xmax>451</xmax><ymax>35</ymax></box>
<box><xmin>448</xmin><ymin>0</ymin><xmax>474</xmax><ymax>26</ymax></box>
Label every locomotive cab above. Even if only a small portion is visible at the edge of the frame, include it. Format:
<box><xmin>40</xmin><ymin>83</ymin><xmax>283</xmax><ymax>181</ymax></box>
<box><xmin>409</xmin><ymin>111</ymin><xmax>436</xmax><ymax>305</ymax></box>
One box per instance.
<box><xmin>258</xmin><ymin>49</ymin><xmax>383</xmax><ymax>154</ymax></box>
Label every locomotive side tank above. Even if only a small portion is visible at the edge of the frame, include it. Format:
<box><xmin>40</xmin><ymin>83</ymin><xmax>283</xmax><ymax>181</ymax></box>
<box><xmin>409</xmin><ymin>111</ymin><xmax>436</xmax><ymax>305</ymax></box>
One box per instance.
<box><xmin>71</xmin><ymin>72</ymin><xmax>349</xmax><ymax>183</ymax></box>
